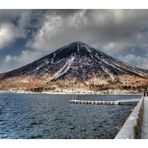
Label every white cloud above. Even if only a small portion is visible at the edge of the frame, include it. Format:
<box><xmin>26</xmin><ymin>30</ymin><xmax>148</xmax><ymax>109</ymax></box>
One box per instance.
<box><xmin>27</xmin><ymin>14</ymin><xmax>64</xmax><ymax>51</ymax></box>
<box><xmin>2</xmin><ymin>49</ymin><xmax>47</xmax><ymax>72</ymax></box>
<box><xmin>119</xmin><ymin>53</ymin><xmax>148</xmax><ymax>69</ymax></box>
<box><xmin>4</xmin><ymin>50</ymin><xmax>45</xmax><ymax>65</ymax></box>
<box><xmin>4</xmin><ymin>55</ymin><xmax>15</xmax><ymax>63</ymax></box>
<box><xmin>0</xmin><ymin>10</ymin><xmax>148</xmax><ymax>72</ymax></box>
<box><xmin>27</xmin><ymin>10</ymin><xmax>89</xmax><ymax>51</ymax></box>
<box><xmin>0</xmin><ymin>10</ymin><xmax>32</xmax><ymax>50</ymax></box>
<box><xmin>26</xmin><ymin>10</ymin><xmax>148</xmax><ymax>53</ymax></box>
<box><xmin>25</xmin><ymin>10</ymin><xmax>148</xmax><ymax>70</ymax></box>
<box><xmin>0</xmin><ymin>23</ymin><xmax>20</xmax><ymax>49</ymax></box>
<box><xmin>68</xmin><ymin>10</ymin><xmax>87</xmax><ymax>29</ymax></box>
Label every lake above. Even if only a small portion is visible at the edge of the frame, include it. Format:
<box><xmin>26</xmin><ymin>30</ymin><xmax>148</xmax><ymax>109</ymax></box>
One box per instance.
<box><xmin>0</xmin><ymin>93</ymin><xmax>141</xmax><ymax>139</ymax></box>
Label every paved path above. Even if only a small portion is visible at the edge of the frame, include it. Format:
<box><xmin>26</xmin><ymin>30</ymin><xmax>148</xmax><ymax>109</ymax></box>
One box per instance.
<box><xmin>141</xmin><ymin>97</ymin><xmax>148</xmax><ymax>139</ymax></box>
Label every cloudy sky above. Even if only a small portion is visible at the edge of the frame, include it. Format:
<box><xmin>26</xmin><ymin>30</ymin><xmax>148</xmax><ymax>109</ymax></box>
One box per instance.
<box><xmin>0</xmin><ymin>9</ymin><xmax>148</xmax><ymax>73</ymax></box>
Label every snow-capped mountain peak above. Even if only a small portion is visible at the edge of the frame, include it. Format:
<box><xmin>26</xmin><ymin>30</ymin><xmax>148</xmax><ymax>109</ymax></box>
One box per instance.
<box><xmin>0</xmin><ymin>41</ymin><xmax>148</xmax><ymax>83</ymax></box>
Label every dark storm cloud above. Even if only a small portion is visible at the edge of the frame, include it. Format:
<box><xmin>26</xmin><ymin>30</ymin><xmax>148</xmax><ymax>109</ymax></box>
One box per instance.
<box><xmin>0</xmin><ymin>9</ymin><xmax>148</xmax><ymax>72</ymax></box>
<box><xmin>27</xmin><ymin>10</ymin><xmax>148</xmax><ymax>52</ymax></box>
<box><xmin>0</xmin><ymin>10</ymin><xmax>33</xmax><ymax>49</ymax></box>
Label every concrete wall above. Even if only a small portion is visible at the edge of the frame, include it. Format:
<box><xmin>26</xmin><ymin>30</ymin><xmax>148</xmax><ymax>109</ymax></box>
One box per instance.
<box><xmin>115</xmin><ymin>97</ymin><xmax>143</xmax><ymax>139</ymax></box>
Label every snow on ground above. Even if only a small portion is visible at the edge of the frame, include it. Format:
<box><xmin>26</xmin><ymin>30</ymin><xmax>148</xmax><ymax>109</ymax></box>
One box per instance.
<box><xmin>50</xmin><ymin>53</ymin><xmax>56</xmax><ymax>64</ymax></box>
<box><xmin>82</xmin><ymin>44</ymin><xmax>92</xmax><ymax>54</ymax></box>
<box><xmin>88</xmin><ymin>52</ymin><xmax>115</xmax><ymax>80</ymax></box>
<box><xmin>100</xmin><ymin>63</ymin><xmax>115</xmax><ymax>81</ymax></box>
<box><xmin>51</xmin><ymin>54</ymin><xmax>75</xmax><ymax>80</ymax></box>
<box><xmin>77</xmin><ymin>42</ymin><xmax>80</xmax><ymax>53</ymax></box>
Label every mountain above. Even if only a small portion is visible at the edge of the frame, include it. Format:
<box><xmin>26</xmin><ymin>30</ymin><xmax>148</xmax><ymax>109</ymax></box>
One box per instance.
<box><xmin>0</xmin><ymin>41</ymin><xmax>148</xmax><ymax>93</ymax></box>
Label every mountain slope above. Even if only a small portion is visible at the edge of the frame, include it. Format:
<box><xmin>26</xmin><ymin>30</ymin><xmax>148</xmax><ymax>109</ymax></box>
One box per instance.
<box><xmin>0</xmin><ymin>41</ymin><xmax>148</xmax><ymax>93</ymax></box>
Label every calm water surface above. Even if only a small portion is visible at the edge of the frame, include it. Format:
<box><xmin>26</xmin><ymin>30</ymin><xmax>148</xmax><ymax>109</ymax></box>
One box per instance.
<box><xmin>0</xmin><ymin>93</ymin><xmax>141</xmax><ymax>139</ymax></box>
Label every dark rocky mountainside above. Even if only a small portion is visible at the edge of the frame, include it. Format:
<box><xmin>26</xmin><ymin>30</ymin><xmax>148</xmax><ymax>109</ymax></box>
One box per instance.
<box><xmin>0</xmin><ymin>41</ymin><xmax>148</xmax><ymax>80</ymax></box>
<box><xmin>0</xmin><ymin>41</ymin><xmax>148</xmax><ymax>93</ymax></box>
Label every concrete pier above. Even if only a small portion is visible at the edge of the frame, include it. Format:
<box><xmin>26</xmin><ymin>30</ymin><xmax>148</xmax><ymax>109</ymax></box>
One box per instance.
<box><xmin>141</xmin><ymin>97</ymin><xmax>148</xmax><ymax>139</ymax></box>
<box><xmin>69</xmin><ymin>99</ymin><xmax>139</xmax><ymax>105</ymax></box>
<box><xmin>115</xmin><ymin>97</ymin><xmax>144</xmax><ymax>139</ymax></box>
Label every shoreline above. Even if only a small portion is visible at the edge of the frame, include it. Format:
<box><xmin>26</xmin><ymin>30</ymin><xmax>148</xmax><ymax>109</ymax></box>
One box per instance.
<box><xmin>0</xmin><ymin>90</ymin><xmax>142</xmax><ymax>95</ymax></box>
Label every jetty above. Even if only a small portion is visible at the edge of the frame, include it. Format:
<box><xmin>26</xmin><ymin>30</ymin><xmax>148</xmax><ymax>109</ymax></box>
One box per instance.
<box><xmin>70</xmin><ymin>92</ymin><xmax>148</xmax><ymax>139</ymax></box>
<box><xmin>115</xmin><ymin>91</ymin><xmax>148</xmax><ymax>139</ymax></box>
<box><xmin>141</xmin><ymin>92</ymin><xmax>148</xmax><ymax>139</ymax></box>
<box><xmin>69</xmin><ymin>99</ymin><xmax>139</xmax><ymax>105</ymax></box>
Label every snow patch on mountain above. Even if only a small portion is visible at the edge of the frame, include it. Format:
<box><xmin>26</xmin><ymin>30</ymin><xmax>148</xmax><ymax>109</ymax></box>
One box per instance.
<box><xmin>77</xmin><ymin>42</ymin><xmax>80</xmax><ymax>53</ymax></box>
<box><xmin>35</xmin><ymin>64</ymin><xmax>44</xmax><ymax>71</ymax></box>
<box><xmin>50</xmin><ymin>54</ymin><xmax>75</xmax><ymax>80</ymax></box>
<box><xmin>82</xmin><ymin>44</ymin><xmax>92</xmax><ymax>54</ymax></box>
<box><xmin>32</xmin><ymin>59</ymin><xmax>51</xmax><ymax>74</ymax></box>
<box><xmin>88</xmin><ymin>52</ymin><xmax>115</xmax><ymax>80</ymax></box>
<box><xmin>100</xmin><ymin>64</ymin><xmax>115</xmax><ymax>81</ymax></box>
<box><xmin>51</xmin><ymin>53</ymin><xmax>56</xmax><ymax>64</ymax></box>
<box><xmin>1</xmin><ymin>41</ymin><xmax>147</xmax><ymax>82</ymax></box>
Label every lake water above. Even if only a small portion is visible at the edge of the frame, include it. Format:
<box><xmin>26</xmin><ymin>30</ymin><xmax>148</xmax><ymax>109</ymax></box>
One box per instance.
<box><xmin>0</xmin><ymin>93</ymin><xmax>141</xmax><ymax>139</ymax></box>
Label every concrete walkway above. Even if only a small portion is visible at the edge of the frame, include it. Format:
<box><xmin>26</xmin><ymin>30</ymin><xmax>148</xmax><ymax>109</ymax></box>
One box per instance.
<box><xmin>141</xmin><ymin>97</ymin><xmax>148</xmax><ymax>139</ymax></box>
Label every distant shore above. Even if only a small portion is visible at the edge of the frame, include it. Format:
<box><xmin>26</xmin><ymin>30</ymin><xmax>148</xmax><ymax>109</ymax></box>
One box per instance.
<box><xmin>0</xmin><ymin>90</ymin><xmax>142</xmax><ymax>95</ymax></box>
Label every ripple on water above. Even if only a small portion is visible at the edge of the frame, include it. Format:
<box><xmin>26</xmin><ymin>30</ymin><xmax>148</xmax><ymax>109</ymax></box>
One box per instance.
<box><xmin>0</xmin><ymin>93</ymin><xmax>139</xmax><ymax>139</ymax></box>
